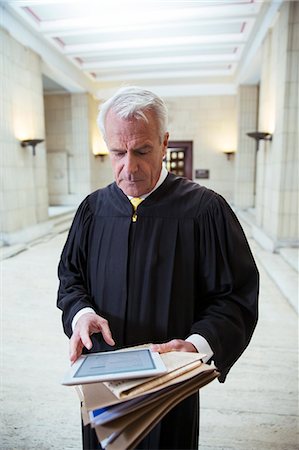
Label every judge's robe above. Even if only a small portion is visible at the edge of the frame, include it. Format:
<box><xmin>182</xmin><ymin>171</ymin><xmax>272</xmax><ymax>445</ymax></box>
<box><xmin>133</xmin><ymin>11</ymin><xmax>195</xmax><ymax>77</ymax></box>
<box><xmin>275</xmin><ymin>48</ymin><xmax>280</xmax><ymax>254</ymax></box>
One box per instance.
<box><xmin>57</xmin><ymin>173</ymin><xmax>259</xmax><ymax>450</ymax></box>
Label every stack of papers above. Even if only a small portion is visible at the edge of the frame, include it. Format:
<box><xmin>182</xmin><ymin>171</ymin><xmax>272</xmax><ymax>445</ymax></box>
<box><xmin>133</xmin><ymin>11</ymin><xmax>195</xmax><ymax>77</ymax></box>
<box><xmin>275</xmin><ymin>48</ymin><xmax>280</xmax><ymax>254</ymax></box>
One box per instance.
<box><xmin>71</xmin><ymin>347</ymin><xmax>219</xmax><ymax>449</ymax></box>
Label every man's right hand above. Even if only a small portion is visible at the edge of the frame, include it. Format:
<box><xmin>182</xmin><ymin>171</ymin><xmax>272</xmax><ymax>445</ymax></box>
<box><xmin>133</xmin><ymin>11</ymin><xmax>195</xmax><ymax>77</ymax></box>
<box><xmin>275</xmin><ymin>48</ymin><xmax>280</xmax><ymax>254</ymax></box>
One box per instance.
<box><xmin>69</xmin><ymin>313</ymin><xmax>115</xmax><ymax>363</ymax></box>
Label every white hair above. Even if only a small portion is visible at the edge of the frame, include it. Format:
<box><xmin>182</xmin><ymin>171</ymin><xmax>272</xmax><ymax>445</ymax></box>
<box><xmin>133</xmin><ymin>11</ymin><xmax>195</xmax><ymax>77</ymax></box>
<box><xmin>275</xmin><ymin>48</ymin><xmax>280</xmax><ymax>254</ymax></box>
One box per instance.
<box><xmin>97</xmin><ymin>86</ymin><xmax>168</xmax><ymax>141</ymax></box>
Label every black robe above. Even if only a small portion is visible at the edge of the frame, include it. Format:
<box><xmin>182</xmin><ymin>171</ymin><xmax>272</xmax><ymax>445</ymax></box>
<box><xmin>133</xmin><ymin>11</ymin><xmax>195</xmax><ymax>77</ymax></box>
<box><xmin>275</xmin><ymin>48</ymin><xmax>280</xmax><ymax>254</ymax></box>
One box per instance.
<box><xmin>57</xmin><ymin>173</ymin><xmax>259</xmax><ymax>449</ymax></box>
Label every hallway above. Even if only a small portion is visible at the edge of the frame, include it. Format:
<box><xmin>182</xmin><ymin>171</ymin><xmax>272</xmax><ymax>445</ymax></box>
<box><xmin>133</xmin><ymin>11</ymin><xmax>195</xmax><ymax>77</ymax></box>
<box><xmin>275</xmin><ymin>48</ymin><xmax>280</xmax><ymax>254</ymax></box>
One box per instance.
<box><xmin>1</xmin><ymin>225</ymin><xmax>298</xmax><ymax>450</ymax></box>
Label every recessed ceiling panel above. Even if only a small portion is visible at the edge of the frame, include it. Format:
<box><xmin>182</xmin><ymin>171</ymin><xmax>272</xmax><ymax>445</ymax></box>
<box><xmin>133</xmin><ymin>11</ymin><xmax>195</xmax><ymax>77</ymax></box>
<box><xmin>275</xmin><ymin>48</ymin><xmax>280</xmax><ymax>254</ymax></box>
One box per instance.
<box><xmin>4</xmin><ymin>0</ymin><xmax>270</xmax><ymax>93</ymax></box>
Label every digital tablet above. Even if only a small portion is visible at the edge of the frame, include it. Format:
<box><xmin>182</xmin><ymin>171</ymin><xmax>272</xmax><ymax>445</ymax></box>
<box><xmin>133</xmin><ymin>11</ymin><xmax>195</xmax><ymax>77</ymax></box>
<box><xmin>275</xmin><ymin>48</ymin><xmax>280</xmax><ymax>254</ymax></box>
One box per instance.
<box><xmin>62</xmin><ymin>348</ymin><xmax>167</xmax><ymax>386</ymax></box>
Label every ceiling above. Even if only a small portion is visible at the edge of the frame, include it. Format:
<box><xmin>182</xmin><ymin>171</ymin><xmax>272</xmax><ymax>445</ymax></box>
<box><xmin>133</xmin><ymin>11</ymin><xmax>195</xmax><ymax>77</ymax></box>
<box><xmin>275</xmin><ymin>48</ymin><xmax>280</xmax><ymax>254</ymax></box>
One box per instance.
<box><xmin>1</xmin><ymin>0</ymin><xmax>284</xmax><ymax>98</ymax></box>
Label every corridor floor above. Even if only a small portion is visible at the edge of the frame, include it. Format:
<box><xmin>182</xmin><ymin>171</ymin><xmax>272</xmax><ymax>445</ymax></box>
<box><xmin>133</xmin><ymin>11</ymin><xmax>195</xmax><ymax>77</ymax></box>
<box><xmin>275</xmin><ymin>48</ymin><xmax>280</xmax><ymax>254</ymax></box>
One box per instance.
<box><xmin>1</xmin><ymin>229</ymin><xmax>298</xmax><ymax>450</ymax></box>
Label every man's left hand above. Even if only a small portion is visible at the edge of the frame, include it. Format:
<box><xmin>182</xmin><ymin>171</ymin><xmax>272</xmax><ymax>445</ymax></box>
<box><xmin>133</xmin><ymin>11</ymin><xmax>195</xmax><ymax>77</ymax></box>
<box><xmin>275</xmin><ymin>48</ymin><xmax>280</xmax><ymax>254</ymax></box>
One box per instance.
<box><xmin>151</xmin><ymin>339</ymin><xmax>197</xmax><ymax>353</ymax></box>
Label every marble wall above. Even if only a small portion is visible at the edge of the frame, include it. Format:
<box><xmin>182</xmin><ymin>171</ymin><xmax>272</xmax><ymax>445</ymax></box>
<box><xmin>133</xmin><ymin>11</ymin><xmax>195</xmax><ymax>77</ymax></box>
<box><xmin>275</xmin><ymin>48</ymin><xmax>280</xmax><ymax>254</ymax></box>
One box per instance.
<box><xmin>166</xmin><ymin>95</ymin><xmax>237</xmax><ymax>202</ymax></box>
<box><xmin>44</xmin><ymin>94</ymin><xmax>72</xmax><ymax>204</ymax></box>
<box><xmin>0</xmin><ymin>28</ymin><xmax>48</xmax><ymax>239</ymax></box>
<box><xmin>88</xmin><ymin>94</ymin><xmax>114</xmax><ymax>192</ymax></box>
<box><xmin>44</xmin><ymin>92</ymin><xmax>114</xmax><ymax>206</ymax></box>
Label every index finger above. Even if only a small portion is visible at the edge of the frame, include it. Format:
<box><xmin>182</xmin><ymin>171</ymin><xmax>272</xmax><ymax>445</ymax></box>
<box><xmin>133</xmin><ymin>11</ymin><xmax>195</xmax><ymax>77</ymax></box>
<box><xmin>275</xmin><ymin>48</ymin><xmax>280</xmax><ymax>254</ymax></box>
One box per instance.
<box><xmin>99</xmin><ymin>319</ymin><xmax>115</xmax><ymax>346</ymax></box>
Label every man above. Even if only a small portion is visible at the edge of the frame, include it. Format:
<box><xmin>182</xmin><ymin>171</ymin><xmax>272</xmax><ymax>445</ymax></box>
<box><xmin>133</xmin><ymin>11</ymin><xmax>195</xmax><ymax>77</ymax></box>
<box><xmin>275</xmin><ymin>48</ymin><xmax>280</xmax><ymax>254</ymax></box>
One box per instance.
<box><xmin>57</xmin><ymin>86</ymin><xmax>259</xmax><ymax>449</ymax></box>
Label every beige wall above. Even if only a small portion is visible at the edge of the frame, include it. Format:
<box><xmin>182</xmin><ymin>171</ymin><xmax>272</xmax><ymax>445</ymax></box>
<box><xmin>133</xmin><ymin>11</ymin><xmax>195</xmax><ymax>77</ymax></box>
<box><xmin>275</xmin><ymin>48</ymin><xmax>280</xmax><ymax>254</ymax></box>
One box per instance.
<box><xmin>88</xmin><ymin>95</ymin><xmax>114</xmax><ymax>192</ymax></box>
<box><xmin>255</xmin><ymin>1</ymin><xmax>298</xmax><ymax>247</ymax></box>
<box><xmin>166</xmin><ymin>96</ymin><xmax>237</xmax><ymax>202</ymax></box>
<box><xmin>44</xmin><ymin>94</ymin><xmax>72</xmax><ymax>203</ymax></box>
<box><xmin>44</xmin><ymin>92</ymin><xmax>237</xmax><ymax>207</ymax></box>
<box><xmin>0</xmin><ymin>28</ymin><xmax>48</xmax><ymax>237</ymax></box>
<box><xmin>44</xmin><ymin>92</ymin><xmax>114</xmax><ymax>206</ymax></box>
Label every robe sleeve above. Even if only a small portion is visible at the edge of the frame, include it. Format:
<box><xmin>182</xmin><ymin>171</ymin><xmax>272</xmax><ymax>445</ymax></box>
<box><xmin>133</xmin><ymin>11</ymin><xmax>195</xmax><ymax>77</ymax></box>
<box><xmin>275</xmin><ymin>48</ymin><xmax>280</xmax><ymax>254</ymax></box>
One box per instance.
<box><xmin>191</xmin><ymin>193</ymin><xmax>259</xmax><ymax>382</ymax></box>
<box><xmin>57</xmin><ymin>197</ymin><xmax>94</xmax><ymax>338</ymax></box>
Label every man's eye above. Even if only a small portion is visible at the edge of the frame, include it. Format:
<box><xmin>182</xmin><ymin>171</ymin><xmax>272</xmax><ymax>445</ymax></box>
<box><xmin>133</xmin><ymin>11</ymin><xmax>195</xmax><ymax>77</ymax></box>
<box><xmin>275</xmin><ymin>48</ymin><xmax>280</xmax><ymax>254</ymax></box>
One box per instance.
<box><xmin>113</xmin><ymin>152</ymin><xmax>125</xmax><ymax>158</ymax></box>
<box><xmin>137</xmin><ymin>149</ymin><xmax>150</xmax><ymax>156</ymax></box>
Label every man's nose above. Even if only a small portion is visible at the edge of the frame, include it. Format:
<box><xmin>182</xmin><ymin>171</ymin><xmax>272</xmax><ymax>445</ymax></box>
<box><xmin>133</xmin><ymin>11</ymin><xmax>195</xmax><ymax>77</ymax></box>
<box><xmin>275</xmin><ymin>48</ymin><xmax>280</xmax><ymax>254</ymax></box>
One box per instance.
<box><xmin>125</xmin><ymin>153</ymin><xmax>138</xmax><ymax>174</ymax></box>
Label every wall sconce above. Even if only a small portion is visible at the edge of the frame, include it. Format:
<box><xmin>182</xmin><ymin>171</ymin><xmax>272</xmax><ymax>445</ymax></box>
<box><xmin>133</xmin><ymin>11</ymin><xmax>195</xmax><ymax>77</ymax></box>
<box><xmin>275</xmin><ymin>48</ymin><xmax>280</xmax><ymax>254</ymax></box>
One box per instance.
<box><xmin>94</xmin><ymin>151</ymin><xmax>109</xmax><ymax>162</ymax></box>
<box><xmin>222</xmin><ymin>150</ymin><xmax>236</xmax><ymax>161</ymax></box>
<box><xmin>246</xmin><ymin>131</ymin><xmax>272</xmax><ymax>151</ymax></box>
<box><xmin>20</xmin><ymin>139</ymin><xmax>44</xmax><ymax>156</ymax></box>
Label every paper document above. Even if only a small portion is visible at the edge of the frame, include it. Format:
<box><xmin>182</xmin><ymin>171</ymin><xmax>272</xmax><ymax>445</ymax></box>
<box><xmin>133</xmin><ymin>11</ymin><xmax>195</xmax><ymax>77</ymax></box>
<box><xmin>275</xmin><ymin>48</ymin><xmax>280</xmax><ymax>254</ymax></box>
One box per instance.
<box><xmin>104</xmin><ymin>351</ymin><xmax>206</xmax><ymax>398</ymax></box>
<box><xmin>67</xmin><ymin>345</ymin><xmax>219</xmax><ymax>450</ymax></box>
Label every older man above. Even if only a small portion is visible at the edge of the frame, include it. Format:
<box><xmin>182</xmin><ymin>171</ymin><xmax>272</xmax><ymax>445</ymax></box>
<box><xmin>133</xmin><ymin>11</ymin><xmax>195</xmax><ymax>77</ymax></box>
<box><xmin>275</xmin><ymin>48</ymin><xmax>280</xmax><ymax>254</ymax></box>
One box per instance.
<box><xmin>57</xmin><ymin>86</ymin><xmax>258</xmax><ymax>449</ymax></box>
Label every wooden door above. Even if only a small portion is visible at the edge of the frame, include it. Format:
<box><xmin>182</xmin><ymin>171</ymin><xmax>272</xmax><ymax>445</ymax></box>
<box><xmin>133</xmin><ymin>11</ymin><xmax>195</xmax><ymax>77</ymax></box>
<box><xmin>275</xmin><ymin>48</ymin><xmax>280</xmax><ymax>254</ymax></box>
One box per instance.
<box><xmin>164</xmin><ymin>141</ymin><xmax>193</xmax><ymax>180</ymax></box>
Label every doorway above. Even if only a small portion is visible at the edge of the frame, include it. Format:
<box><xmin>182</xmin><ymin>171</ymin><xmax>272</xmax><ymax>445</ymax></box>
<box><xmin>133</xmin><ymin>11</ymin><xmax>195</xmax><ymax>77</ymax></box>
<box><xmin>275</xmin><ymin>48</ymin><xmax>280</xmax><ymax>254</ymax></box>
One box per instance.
<box><xmin>164</xmin><ymin>141</ymin><xmax>193</xmax><ymax>180</ymax></box>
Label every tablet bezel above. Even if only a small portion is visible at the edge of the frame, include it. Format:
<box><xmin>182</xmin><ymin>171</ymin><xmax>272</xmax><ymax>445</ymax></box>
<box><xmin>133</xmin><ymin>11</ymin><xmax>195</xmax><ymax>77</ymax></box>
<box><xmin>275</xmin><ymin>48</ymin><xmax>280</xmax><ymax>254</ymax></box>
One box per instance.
<box><xmin>62</xmin><ymin>348</ymin><xmax>167</xmax><ymax>386</ymax></box>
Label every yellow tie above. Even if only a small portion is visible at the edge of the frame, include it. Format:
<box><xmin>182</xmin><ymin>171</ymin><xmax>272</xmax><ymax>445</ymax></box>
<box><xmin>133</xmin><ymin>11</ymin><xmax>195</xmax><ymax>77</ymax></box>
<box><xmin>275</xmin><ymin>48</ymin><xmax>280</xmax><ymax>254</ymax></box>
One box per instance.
<box><xmin>130</xmin><ymin>197</ymin><xmax>143</xmax><ymax>222</ymax></box>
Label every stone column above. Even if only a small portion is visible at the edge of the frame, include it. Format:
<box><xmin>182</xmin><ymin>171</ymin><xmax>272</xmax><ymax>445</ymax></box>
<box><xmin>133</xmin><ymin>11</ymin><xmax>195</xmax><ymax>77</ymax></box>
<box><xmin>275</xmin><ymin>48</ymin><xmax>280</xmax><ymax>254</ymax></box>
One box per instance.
<box><xmin>254</xmin><ymin>1</ymin><xmax>298</xmax><ymax>249</ymax></box>
<box><xmin>0</xmin><ymin>28</ymin><xmax>48</xmax><ymax>242</ymax></box>
<box><xmin>234</xmin><ymin>86</ymin><xmax>259</xmax><ymax>209</ymax></box>
<box><xmin>277</xmin><ymin>1</ymin><xmax>298</xmax><ymax>243</ymax></box>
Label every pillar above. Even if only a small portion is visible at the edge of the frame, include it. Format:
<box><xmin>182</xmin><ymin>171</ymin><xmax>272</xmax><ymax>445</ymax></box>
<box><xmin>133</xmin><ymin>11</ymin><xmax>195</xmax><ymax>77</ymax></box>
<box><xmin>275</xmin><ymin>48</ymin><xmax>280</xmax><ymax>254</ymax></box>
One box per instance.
<box><xmin>234</xmin><ymin>86</ymin><xmax>259</xmax><ymax>209</ymax></box>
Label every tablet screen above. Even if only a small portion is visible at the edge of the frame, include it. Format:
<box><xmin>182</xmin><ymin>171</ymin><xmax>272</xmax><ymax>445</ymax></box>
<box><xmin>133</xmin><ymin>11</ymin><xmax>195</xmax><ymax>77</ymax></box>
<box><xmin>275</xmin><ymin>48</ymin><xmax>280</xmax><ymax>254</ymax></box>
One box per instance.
<box><xmin>74</xmin><ymin>349</ymin><xmax>156</xmax><ymax>378</ymax></box>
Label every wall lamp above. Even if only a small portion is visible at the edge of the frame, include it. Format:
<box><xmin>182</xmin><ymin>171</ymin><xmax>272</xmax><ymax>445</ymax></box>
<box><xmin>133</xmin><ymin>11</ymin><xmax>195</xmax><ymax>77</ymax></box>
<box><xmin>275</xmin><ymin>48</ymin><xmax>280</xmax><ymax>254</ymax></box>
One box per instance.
<box><xmin>94</xmin><ymin>151</ymin><xmax>109</xmax><ymax>162</ymax></box>
<box><xmin>20</xmin><ymin>139</ymin><xmax>44</xmax><ymax>156</ymax></box>
<box><xmin>246</xmin><ymin>132</ymin><xmax>272</xmax><ymax>150</ymax></box>
<box><xmin>222</xmin><ymin>150</ymin><xmax>236</xmax><ymax>161</ymax></box>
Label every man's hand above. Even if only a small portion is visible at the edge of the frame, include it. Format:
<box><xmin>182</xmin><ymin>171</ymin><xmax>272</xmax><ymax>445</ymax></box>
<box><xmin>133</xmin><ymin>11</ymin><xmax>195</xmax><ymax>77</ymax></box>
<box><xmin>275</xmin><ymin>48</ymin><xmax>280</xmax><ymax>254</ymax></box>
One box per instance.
<box><xmin>151</xmin><ymin>339</ymin><xmax>197</xmax><ymax>353</ymax></box>
<box><xmin>70</xmin><ymin>313</ymin><xmax>115</xmax><ymax>363</ymax></box>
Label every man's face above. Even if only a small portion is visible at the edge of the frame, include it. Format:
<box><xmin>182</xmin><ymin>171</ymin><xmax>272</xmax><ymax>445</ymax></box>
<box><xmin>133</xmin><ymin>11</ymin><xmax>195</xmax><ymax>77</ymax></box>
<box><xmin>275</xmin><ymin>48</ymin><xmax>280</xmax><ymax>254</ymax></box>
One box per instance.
<box><xmin>105</xmin><ymin>109</ymin><xmax>168</xmax><ymax>197</ymax></box>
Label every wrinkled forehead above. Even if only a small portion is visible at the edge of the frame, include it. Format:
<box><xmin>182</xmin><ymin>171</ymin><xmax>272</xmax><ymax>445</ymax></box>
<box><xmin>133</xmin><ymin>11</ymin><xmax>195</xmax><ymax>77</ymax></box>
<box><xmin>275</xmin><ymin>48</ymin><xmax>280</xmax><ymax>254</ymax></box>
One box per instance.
<box><xmin>105</xmin><ymin>109</ymin><xmax>161</xmax><ymax>149</ymax></box>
